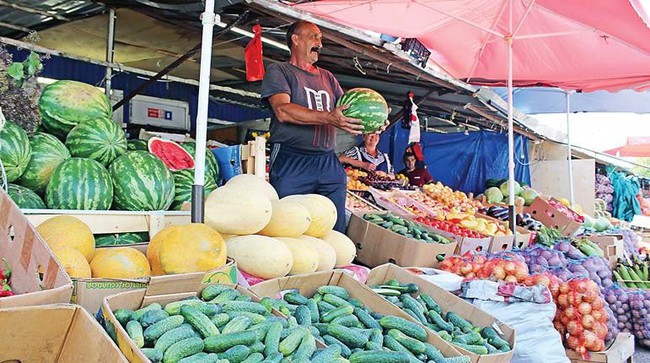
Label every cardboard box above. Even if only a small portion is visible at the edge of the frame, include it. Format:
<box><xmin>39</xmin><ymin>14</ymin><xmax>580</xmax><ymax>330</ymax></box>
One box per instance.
<box><xmin>513</xmin><ymin>226</ymin><xmax>534</xmax><ymax>250</ymax></box>
<box><xmin>102</xmin><ymin>273</ymin><xmax>254</xmax><ymax>362</ymax></box>
<box><xmin>586</xmin><ymin>234</ymin><xmax>624</xmax><ymax>268</ymax></box>
<box><xmin>0</xmin><ymin>189</ymin><xmax>73</xmax><ymax>308</ymax></box>
<box><xmin>367</xmin><ymin>188</ymin><xmax>417</xmax><ymax>217</ymax></box>
<box><xmin>457</xmin><ymin>236</ymin><xmax>492</xmax><ymax>255</ymax></box>
<box><xmin>526</xmin><ymin>196</ymin><xmax>583</xmax><ymax>236</ymax></box>
<box><xmin>367</xmin><ymin>264</ymin><xmax>516</xmax><ymax>363</ymax></box>
<box><xmin>250</xmin><ymin>270</ymin><xmax>465</xmax><ymax>359</ymax></box>
<box><xmin>565</xmin><ymin>333</ymin><xmax>634</xmax><ymax>363</ymax></box>
<box><xmin>0</xmin><ymin>304</ymin><xmax>127</xmax><ymax>362</ymax></box>
<box><xmin>347</xmin><ymin>212</ymin><xmax>457</xmax><ymax>268</ymax></box>
<box><xmin>473</xmin><ymin>213</ymin><xmax>516</xmax><ymax>253</ymax></box>
<box><xmin>23</xmin><ymin>209</ymin><xmax>191</xmax><ymax>238</ymax></box>
<box><xmin>73</xmin><ymin>249</ymin><xmax>237</xmax><ymax>315</ymax></box>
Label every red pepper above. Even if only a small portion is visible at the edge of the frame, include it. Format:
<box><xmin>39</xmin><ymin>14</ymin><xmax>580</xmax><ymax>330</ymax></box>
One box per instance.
<box><xmin>1</xmin><ymin>258</ymin><xmax>11</xmax><ymax>282</ymax></box>
<box><xmin>0</xmin><ymin>289</ymin><xmax>14</xmax><ymax>297</ymax></box>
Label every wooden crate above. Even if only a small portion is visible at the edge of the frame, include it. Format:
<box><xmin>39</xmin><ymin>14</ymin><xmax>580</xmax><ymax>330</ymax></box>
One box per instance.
<box><xmin>241</xmin><ymin>135</ymin><xmax>267</xmax><ymax>176</ymax></box>
<box><xmin>565</xmin><ymin>333</ymin><xmax>634</xmax><ymax>363</ymax></box>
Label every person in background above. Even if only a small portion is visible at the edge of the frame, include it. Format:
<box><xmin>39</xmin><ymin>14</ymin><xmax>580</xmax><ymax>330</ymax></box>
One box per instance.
<box><xmin>261</xmin><ymin>20</ymin><xmax>387</xmax><ymax>233</ymax></box>
<box><xmin>398</xmin><ymin>152</ymin><xmax>433</xmax><ymax>187</ymax></box>
<box><xmin>339</xmin><ymin>133</ymin><xmax>393</xmax><ymax>174</ymax></box>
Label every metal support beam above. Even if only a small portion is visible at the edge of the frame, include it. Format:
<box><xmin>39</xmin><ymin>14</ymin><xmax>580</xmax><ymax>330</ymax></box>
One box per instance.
<box><xmin>0</xmin><ymin>21</ymin><xmax>31</xmax><ymax>33</ymax></box>
<box><xmin>105</xmin><ymin>8</ymin><xmax>116</xmax><ymax>97</ymax></box>
<box><xmin>0</xmin><ymin>0</ymin><xmax>70</xmax><ymax>21</ymax></box>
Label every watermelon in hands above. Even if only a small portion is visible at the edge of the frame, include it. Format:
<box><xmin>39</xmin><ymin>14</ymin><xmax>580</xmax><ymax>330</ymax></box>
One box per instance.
<box><xmin>336</xmin><ymin>88</ymin><xmax>389</xmax><ymax>133</ymax></box>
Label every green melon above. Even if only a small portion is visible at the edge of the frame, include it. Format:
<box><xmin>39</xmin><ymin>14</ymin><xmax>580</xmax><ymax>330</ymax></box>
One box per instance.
<box><xmin>170</xmin><ymin>168</ymin><xmax>218</xmax><ymax>210</ymax></box>
<box><xmin>336</xmin><ymin>88</ymin><xmax>389</xmax><ymax>133</ymax></box>
<box><xmin>17</xmin><ymin>132</ymin><xmax>71</xmax><ymax>194</ymax></box>
<box><xmin>7</xmin><ymin>183</ymin><xmax>46</xmax><ymax>209</ymax></box>
<box><xmin>94</xmin><ymin>232</ymin><xmax>148</xmax><ymax>247</ymax></box>
<box><xmin>0</xmin><ymin>121</ymin><xmax>31</xmax><ymax>182</ymax></box>
<box><xmin>180</xmin><ymin>142</ymin><xmax>219</xmax><ymax>183</ymax></box>
<box><xmin>39</xmin><ymin>80</ymin><xmax>112</xmax><ymax>138</ymax></box>
<box><xmin>45</xmin><ymin>158</ymin><xmax>113</xmax><ymax>210</ymax></box>
<box><xmin>109</xmin><ymin>151</ymin><xmax>175</xmax><ymax>211</ymax></box>
<box><xmin>66</xmin><ymin>118</ymin><xmax>127</xmax><ymax>166</ymax></box>
<box><xmin>127</xmin><ymin>139</ymin><xmax>148</xmax><ymax>151</ymax></box>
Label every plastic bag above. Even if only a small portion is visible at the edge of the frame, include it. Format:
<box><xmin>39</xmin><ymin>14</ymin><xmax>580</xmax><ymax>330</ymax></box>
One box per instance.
<box><xmin>628</xmin><ymin>289</ymin><xmax>650</xmax><ymax>348</ymax></box>
<box><xmin>471</xmin><ymin>300</ymin><xmax>569</xmax><ymax>363</ymax></box>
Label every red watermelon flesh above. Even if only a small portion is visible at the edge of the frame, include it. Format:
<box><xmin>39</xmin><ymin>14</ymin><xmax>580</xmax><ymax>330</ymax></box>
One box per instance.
<box><xmin>147</xmin><ymin>137</ymin><xmax>195</xmax><ymax>171</ymax></box>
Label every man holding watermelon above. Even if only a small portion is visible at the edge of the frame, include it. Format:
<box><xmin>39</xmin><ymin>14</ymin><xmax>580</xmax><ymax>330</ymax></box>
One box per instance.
<box><xmin>261</xmin><ymin>20</ymin><xmax>388</xmax><ymax>232</ymax></box>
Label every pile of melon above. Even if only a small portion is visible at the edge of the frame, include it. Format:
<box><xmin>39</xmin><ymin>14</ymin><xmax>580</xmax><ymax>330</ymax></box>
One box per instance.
<box><xmin>36</xmin><ymin>216</ymin><xmax>227</xmax><ymax>279</ymax></box>
<box><xmin>204</xmin><ymin>174</ymin><xmax>357</xmax><ymax>280</ymax></box>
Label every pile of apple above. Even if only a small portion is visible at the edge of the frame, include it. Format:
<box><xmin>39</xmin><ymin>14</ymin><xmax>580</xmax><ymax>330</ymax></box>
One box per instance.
<box><xmin>422</xmin><ymin>182</ymin><xmax>484</xmax><ymax>214</ymax></box>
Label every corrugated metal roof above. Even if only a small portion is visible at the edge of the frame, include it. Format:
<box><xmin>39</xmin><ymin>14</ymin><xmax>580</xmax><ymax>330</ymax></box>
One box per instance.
<box><xmin>0</xmin><ymin>0</ymin><xmax>105</xmax><ymax>37</ymax></box>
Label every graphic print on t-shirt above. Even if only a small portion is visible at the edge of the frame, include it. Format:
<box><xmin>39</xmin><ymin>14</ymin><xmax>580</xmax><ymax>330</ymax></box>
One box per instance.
<box><xmin>304</xmin><ymin>86</ymin><xmax>335</xmax><ymax>149</ymax></box>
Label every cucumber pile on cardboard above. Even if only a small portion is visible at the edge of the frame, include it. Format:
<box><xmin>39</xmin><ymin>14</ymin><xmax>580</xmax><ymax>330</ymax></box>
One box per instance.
<box><xmin>261</xmin><ymin>285</ymin><xmax>471</xmax><ymax>363</ymax></box>
<box><xmin>363</xmin><ymin>213</ymin><xmax>453</xmax><ymax>244</ymax></box>
<box><xmin>113</xmin><ymin>284</ymin><xmax>375</xmax><ymax>363</ymax></box>
<box><xmin>371</xmin><ymin>280</ymin><xmax>511</xmax><ymax>356</ymax></box>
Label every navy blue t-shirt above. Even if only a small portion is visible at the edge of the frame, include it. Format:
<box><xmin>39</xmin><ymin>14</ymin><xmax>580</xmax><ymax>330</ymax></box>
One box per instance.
<box><xmin>261</xmin><ymin>62</ymin><xmax>344</xmax><ymax>152</ymax></box>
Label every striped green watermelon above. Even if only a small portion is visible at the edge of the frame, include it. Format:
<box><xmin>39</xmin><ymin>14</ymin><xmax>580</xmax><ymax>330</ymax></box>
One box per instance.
<box><xmin>94</xmin><ymin>232</ymin><xmax>148</xmax><ymax>247</ymax></box>
<box><xmin>17</xmin><ymin>132</ymin><xmax>71</xmax><ymax>194</ymax></box>
<box><xmin>66</xmin><ymin>118</ymin><xmax>127</xmax><ymax>166</ymax></box>
<box><xmin>0</xmin><ymin>121</ymin><xmax>31</xmax><ymax>182</ymax></box>
<box><xmin>109</xmin><ymin>151</ymin><xmax>175</xmax><ymax>211</ymax></box>
<box><xmin>127</xmin><ymin>139</ymin><xmax>148</xmax><ymax>151</ymax></box>
<box><xmin>336</xmin><ymin>88</ymin><xmax>389</xmax><ymax>133</ymax></box>
<box><xmin>170</xmin><ymin>168</ymin><xmax>217</xmax><ymax>210</ymax></box>
<box><xmin>7</xmin><ymin>183</ymin><xmax>46</xmax><ymax>209</ymax></box>
<box><xmin>180</xmin><ymin>142</ymin><xmax>219</xmax><ymax>183</ymax></box>
<box><xmin>45</xmin><ymin>158</ymin><xmax>113</xmax><ymax>210</ymax></box>
<box><xmin>39</xmin><ymin>80</ymin><xmax>112</xmax><ymax>139</ymax></box>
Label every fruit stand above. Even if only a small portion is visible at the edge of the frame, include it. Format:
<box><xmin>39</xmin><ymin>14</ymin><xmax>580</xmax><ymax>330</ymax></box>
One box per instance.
<box><xmin>0</xmin><ymin>25</ymin><xmax>644</xmax><ymax>363</ymax></box>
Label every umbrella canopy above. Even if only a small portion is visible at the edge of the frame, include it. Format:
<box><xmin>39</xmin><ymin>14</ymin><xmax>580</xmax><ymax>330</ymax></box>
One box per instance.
<box><xmin>604</xmin><ymin>137</ymin><xmax>650</xmax><ymax>157</ymax></box>
<box><xmin>292</xmin><ymin>0</ymin><xmax>650</xmax><ymax>92</ymax></box>
<box><xmin>493</xmin><ymin>87</ymin><xmax>650</xmax><ymax>114</ymax></box>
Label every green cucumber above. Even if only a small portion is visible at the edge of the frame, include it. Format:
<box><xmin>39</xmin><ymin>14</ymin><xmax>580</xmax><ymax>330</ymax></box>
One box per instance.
<box><xmin>388</xmin><ymin>329</ymin><xmax>426</xmax><ymax>355</ymax></box>
<box><xmin>310</xmin><ymin>345</ymin><xmax>342</xmax><ymax>363</ymax></box>
<box><xmin>317</xmin><ymin>286</ymin><xmax>350</xmax><ymax>300</ymax></box>
<box><xmin>327</xmin><ymin>324</ymin><xmax>369</xmax><ymax>349</ymax></box>
<box><xmin>163</xmin><ymin>337</ymin><xmax>204</xmax><ymax>363</ymax></box>
<box><xmin>165</xmin><ymin>299</ymin><xmax>205</xmax><ymax>315</ymax></box>
<box><xmin>349</xmin><ymin>350</ymin><xmax>411</xmax><ymax>363</ymax></box>
<box><xmin>155</xmin><ymin>324</ymin><xmax>199</xmax><ymax>353</ymax></box>
<box><xmin>453</xmin><ymin>343</ymin><xmax>489</xmax><ymax>355</ymax></box>
<box><xmin>306</xmin><ymin>299</ymin><xmax>320</xmax><ymax>323</ymax></box>
<box><xmin>283</xmin><ymin>292</ymin><xmax>309</xmax><ymax>305</ymax></box>
<box><xmin>226</xmin><ymin>311</ymin><xmax>266</xmax><ymax>325</ymax></box>
<box><xmin>114</xmin><ymin>309</ymin><xmax>134</xmax><ymax>326</ymax></box>
<box><xmin>264</xmin><ymin>321</ymin><xmax>283</xmax><ymax>357</ymax></box>
<box><xmin>211</xmin><ymin>313</ymin><xmax>231</xmax><ymax>328</ymax></box>
<box><xmin>222</xmin><ymin>301</ymin><xmax>268</xmax><ymax>316</ymax></box>
<box><xmin>249</xmin><ymin>340</ymin><xmax>265</xmax><ymax>354</ymax></box>
<box><xmin>295</xmin><ymin>305</ymin><xmax>312</xmax><ymax>326</ymax></box>
<box><xmin>322</xmin><ymin>305</ymin><xmax>355</xmax><ymax>323</ymax></box>
<box><xmin>181</xmin><ymin>305</ymin><xmax>220</xmax><ymax>338</ymax></box>
<box><xmin>132</xmin><ymin>303</ymin><xmax>162</xmax><ymax>322</ymax></box>
<box><xmin>241</xmin><ymin>352</ymin><xmax>264</xmax><ymax>363</ymax></box>
<box><xmin>217</xmin><ymin>344</ymin><xmax>250</xmax><ymax>363</ymax></box>
<box><xmin>419</xmin><ymin>294</ymin><xmax>442</xmax><ymax>315</ymax></box>
<box><xmin>178</xmin><ymin>352</ymin><xmax>221</xmax><ymax>363</ymax></box>
<box><xmin>322</xmin><ymin>335</ymin><xmax>352</xmax><ymax>358</ymax></box>
<box><xmin>379</xmin><ymin>316</ymin><xmax>427</xmax><ymax>342</ymax></box>
<box><xmin>279</xmin><ymin>327</ymin><xmax>308</xmax><ymax>356</ymax></box>
<box><xmin>323</xmin><ymin>293</ymin><xmax>351</xmax><ymax>307</ymax></box>
<box><xmin>293</xmin><ymin>333</ymin><xmax>317</xmax><ymax>360</ymax></box>
<box><xmin>140</xmin><ymin>309</ymin><xmax>170</xmax><ymax>328</ymax></box>
<box><xmin>222</xmin><ymin>315</ymin><xmax>252</xmax><ymax>334</ymax></box>
<box><xmin>446</xmin><ymin>312</ymin><xmax>473</xmax><ymax>334</ymax></box>
<box><xmin>427</xmin><ymin>310</ymin><xmax>453</xmax><ymax>333</ymax></box>
<box><xmin>317</xmin><ymin>301</ymin><xmax>336</xmax><ymax>314</ymax></box>
<box><xmin>144</xmin><ymin>315</ymin><xmax>186</xmax><ymax>342</ymax></box>
<box><xmin>262</xmin><ymin>352</ymin><xmax>283</xmax><ymax>363</ymax></box>
<box><xmin>210</xmin><ymin>289</ymin><xmax>240</xmax><ymax>304</ymax></box>
<box><xmin>354</xmin><ymin>307</ymin><xmax>381</xmax><ymax>330</ymax></box>
<box><xmin>201</xmin><ymin>285</ymin><xmax>233</xmax><ymax>301</ymax></box>
<box><xmin>126</xmin><ymin>320</ymin><xmax>144</xmax><ymax>348</ymax></box>
<box><xmin>141</xmin><ymin>348</ymin><xmax>163</xmax><ymax>362</ymax></box>
<box><xmin>331</xmin><ymin>314</ymin><xmax>361</xmax><ymax>327</ymax></box>
<box><xmin>204</xmin><ymin>330</ymin><xmax>257</xmax><ymax>353</ymax></box>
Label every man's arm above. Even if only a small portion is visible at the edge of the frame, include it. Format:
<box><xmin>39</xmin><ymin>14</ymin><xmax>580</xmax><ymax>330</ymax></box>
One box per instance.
<box><xmin>422</xmin><ymin>168</ymin><xmax>434</xmax><ymax>184</ymax></box>
<box><xmin>268</xmin><ymin>93</ymin><xmax>364</xmax><ymax>134</ymax></box>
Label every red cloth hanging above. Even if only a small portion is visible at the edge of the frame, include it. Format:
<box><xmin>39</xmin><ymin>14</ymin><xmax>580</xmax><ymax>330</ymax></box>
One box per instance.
<box><xmin>245</xmin><ymin>24</ymin><xmax>265</xmax><ymax>82</ymax></box>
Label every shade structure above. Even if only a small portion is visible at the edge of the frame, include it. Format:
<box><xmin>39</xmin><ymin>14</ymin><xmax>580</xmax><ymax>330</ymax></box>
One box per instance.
<box><xmin>288</xmin><ymin>0</ymin><xmax>650</xmax><ymax>229</ymax></box>
<box><xmin>604</xmin><ymin>137</ymin><xmax>650</xmax><ymax>157</ymax></box>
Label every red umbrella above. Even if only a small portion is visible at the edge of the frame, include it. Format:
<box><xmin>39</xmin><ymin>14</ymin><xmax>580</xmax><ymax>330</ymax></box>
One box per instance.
<box><xmin>604</xmin><ymin>137</ymin><xmax>650</xmax><ymax>157</ymax></box>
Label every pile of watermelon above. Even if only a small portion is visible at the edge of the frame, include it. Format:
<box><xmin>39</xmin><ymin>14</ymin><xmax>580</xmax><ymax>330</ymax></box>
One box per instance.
<box><xmin>2</xmin><ymin>80</ymin><xmax>218</xmax><ymax>211</ymax></box>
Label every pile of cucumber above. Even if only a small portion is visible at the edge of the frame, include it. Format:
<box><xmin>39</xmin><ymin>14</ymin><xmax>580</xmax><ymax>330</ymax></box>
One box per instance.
<box><xmin>371</xmin><ymin>280</ymin><xmax>511</xmax><ymax>356</ymax></box>
<box><xmin>362</xmin><ymin>213</ymin><xmax>452</xmax><ymax>244</ymax></box>
<box><xmin>262</xmin><ymin>285</ymin><xmax>471</xmax><ymax>363</ymax></box>
<box><xmin>111</xmin><ymin>285</ymin><xmax>333</xmax><ymax>363</ymax></box>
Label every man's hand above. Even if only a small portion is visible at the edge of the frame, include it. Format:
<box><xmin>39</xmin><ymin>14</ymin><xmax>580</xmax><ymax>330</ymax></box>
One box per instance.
<box><xmin>328</xmin><ymin>104</ymin><xmax>364</xmax><ymax>134</ymax></box>
<box><xmin>374</xmin><ymin>107</ymin><xmax>392</xmax><ymax>134</ymax></box>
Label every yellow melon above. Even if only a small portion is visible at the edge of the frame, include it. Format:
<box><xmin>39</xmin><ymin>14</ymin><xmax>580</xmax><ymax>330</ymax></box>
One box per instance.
<box><xmin>36</xmin><ymin>215</ymin><xmax>95</xmax><ymax>261</ymax></box>
<box><xmin>282</xmin><ymin>194</ymin><xmax>337</xmax><ymax>237</ymax></box>
<box><xmin>226</xmin><ymin>174</ymin><xmax>279</xmax><ymax>200</ymax></box>
<box><xmin>259</xmin><ymin>199</ymin><xmax>311</xmax><ymax>237</ymax></box>
<box><xmin>227</xmin><ymin>235</ymin><xmax>293</xmax><ymax>279</ymax></box>
<box><xmin>276</xmin><ymin>237</ymin><xmax>319</xmax><ymax>275</ymax></box>
<box><xmin>204</xmin><ymin>185</ymin><xmax>272</xmax><ymax>235</ymax></box>
<box><xmin>321</xmin><ymin>230</ymin><xmax>357</xmax><ymax>267</ymax></box>
<box><xmin>158</xmin><ymin>223</ymin><xmax>227</xmax><ymax>275</ymax></box>
<box><xmin>90</xmin><ymin>247</ymin><xmax>151</xmax><ymax>279</ymax></box>
<box><xmin>298</xmin><ymin>235</ymin><xmax>336</xmax><ymax>272</ymax></box>
<box><xmin>147</xmin><ymin>225</ymin><xmax>180</xmax><ymax>276</ymax></box>
<box><xmin>50</xmin><ymin>246</ymin><xmax>91</xmax><ymax>278</ymax></box>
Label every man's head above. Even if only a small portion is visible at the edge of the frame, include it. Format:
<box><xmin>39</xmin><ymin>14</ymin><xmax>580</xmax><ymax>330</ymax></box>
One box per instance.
<box><xmin>286</xmin><ymin>21</ymin><xmax>323</xmax><ymax>64</ymax></box>
<box><xmin>404</xmin><ymin>152</ymin><xmax>417</xmax><ymax>171</ymax></box>
<box><xmin>362</xmin><ymin>133</ymin><xmax>380</xmax><ymax>149</ymax></box>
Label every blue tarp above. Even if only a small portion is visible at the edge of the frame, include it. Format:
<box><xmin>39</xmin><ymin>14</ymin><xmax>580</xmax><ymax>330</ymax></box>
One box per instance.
<box><xmin>375</xmin><ymin>128</ymin><xmax>531</xmax><ymax>195</ymax></box>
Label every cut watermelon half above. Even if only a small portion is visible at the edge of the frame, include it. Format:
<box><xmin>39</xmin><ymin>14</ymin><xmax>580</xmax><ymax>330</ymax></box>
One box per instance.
<box><xmin>148</xmin><ymin>137</ymin><xmax>195</xmax><ymax>171</ymax></box>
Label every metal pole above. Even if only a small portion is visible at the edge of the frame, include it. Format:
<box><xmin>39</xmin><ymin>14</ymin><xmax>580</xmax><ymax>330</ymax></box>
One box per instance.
<box><xmin>105</xmin><ymin>8</ymin><xmax>116</xmax><ymax>97</ymax></box>
<box><xmin>507</xmin><ymin>0</ymin><xmax>516</xmax><ymax>234</ymax></box>
<box><xmin>566</xmin><ymin>90</ymin><xmax>575</xmax><ymax>207</ymax></box>
<box><xmin>192</xmin><ymin>0</ymin><xmax>218</xmax><ymax>223</ymax></box>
